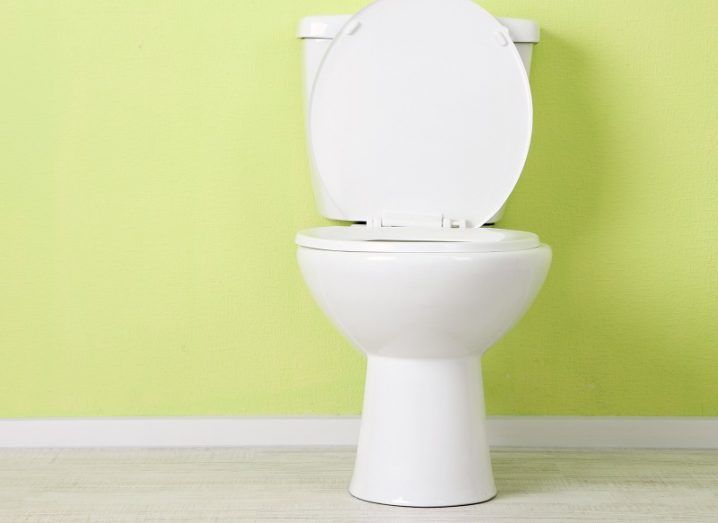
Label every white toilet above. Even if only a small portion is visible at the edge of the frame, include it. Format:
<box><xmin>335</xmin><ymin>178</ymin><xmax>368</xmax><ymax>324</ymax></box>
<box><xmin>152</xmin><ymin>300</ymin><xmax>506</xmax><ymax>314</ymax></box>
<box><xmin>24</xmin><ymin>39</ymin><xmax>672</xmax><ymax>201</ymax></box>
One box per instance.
<box><xmin>295</xmin><ymin>0</ymin><xmax>552</xmax><ymax>508</ymax></box>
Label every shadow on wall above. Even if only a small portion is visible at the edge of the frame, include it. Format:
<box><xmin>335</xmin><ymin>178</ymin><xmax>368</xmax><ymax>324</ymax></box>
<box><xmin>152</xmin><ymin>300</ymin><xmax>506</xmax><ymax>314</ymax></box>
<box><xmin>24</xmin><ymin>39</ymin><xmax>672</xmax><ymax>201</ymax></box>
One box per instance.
<box><xmin>484</xmin><ymin>29</ymin><xmax>615</xmax><ymax>413</ymax></box>
<box><xmin>489</xmin><ymin>21</ymin><xmax>718</xmax><ymax>415</ymax></box>
<box><xmin>509</xmin><ymin>29</ymin><xmax>611</xmax><ymax>242</ymax></box>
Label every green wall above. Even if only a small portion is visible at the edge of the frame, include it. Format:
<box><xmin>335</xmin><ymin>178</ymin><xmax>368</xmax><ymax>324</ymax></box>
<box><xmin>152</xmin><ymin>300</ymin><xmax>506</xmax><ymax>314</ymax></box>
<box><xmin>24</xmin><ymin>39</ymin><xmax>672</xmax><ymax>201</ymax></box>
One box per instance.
<box><xmin>1</xmin><ymin>0</ymin><xmax>716</xmax><ymax>417</ymax></box>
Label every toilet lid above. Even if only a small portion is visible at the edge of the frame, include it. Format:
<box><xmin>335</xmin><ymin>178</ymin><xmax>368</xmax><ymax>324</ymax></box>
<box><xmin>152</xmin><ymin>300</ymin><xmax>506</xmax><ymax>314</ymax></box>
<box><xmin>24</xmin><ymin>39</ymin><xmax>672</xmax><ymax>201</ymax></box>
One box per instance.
<box><xmin>309</xmin><ymin>0</ymin><xmax>533</xmax><ymax>227</ymax></box>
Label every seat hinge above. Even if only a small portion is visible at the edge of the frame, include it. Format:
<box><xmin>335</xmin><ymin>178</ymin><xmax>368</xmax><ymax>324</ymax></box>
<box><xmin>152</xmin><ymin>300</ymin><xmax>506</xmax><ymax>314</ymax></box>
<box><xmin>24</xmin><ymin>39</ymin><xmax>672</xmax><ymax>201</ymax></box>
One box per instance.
<box><xmin>368</xmin><ymin>211</ymin><xmax>467</xmax><ymax>229</ymax></box>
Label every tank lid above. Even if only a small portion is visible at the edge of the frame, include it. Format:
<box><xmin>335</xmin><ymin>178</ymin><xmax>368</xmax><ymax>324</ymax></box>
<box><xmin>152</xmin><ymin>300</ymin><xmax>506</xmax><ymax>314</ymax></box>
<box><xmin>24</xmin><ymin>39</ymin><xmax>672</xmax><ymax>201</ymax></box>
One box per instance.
<box><xmin>500</xmin><ymin>17</ymin><xmax>540</xmax><ymax>43</ymax></box>
<box><xmin>297</xmin><ymin>14</ymin><xmax>539</xmax><ymax>43</ymax></box>
<box><xmin>297</xmin><ymin>15</ymin><xmax>351</xmax><ymax>39</ymax></box>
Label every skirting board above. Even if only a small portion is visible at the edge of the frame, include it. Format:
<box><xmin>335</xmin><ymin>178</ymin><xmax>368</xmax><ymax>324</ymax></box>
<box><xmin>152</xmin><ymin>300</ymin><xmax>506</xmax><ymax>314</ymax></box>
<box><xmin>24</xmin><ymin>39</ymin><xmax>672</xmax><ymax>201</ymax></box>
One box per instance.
<box><xmin>0</xmin><ymin>417</ymin><xmax>716</xmax><ymax>449</ymax></box>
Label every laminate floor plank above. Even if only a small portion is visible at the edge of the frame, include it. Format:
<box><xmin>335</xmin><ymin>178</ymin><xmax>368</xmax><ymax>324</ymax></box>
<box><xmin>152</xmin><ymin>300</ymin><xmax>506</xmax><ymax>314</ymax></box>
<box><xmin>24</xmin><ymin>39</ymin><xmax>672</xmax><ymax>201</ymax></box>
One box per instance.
<box><xmin>0</xmin><ymin>448</ymin><xmax>716</xmax><ymax>522</ymax></box>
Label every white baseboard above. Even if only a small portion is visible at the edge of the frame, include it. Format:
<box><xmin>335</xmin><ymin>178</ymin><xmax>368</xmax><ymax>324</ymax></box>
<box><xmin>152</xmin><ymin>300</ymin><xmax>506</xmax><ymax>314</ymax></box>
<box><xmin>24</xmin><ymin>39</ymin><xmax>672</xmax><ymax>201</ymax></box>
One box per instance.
<box><xmin>0</xmin><ymin>416</ymin><xmax>716</xmax><ymax>449</ymax></box>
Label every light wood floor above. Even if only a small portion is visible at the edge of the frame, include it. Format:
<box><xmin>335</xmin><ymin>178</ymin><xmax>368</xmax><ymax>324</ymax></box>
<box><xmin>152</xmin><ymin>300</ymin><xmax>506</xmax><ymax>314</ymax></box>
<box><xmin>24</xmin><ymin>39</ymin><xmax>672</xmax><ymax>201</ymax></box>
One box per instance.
<box><xmin>1</xmin><ymin>448</ymin><xmax>717</xmax><ymax>522</ymax></box>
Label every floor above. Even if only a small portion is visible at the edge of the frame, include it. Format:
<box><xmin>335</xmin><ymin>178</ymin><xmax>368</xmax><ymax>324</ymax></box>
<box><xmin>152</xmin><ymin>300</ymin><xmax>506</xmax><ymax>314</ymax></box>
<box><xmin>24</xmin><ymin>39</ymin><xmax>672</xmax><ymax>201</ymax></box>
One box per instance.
<box><xmin>1</xmin><ymin>448</ymin><xmax>717</xmax><ymax>522</ymax></box>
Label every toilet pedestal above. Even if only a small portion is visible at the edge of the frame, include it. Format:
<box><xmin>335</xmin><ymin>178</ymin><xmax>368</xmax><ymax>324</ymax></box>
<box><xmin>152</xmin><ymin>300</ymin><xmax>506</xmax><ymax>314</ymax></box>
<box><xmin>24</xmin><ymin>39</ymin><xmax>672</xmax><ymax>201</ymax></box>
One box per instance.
<box><xmin>350</xmin><ymin>354</ymin><xmax>496</xmax><ymax>507</ymax></box>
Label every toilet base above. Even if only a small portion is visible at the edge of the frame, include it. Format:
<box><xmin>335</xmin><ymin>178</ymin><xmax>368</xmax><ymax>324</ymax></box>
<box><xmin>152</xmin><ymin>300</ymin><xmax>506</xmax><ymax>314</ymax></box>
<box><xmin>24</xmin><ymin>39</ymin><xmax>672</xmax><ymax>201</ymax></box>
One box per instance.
<box><xmin>349</xmin><ymin>354</ymin><xmax>496</xmax><ymax>508</ymax></box>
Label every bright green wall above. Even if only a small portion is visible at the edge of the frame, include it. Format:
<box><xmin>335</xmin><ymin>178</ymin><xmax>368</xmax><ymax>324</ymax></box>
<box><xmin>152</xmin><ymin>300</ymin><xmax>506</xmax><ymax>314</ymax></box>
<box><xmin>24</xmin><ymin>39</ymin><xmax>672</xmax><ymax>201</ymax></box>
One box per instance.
<box><xmin>1</xmin><ymin>0</ymin><xmax>716</xmax><ymax>417</ymax></box>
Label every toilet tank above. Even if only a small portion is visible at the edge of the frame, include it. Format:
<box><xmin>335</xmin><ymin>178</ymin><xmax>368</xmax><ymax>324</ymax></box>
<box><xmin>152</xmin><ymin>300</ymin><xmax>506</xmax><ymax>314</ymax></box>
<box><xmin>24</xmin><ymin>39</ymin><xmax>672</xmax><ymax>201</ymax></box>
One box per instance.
<box><xmin>297</xmin><ymin>14</ymin><xmax>540</xmax><ymax>225</ymax></box>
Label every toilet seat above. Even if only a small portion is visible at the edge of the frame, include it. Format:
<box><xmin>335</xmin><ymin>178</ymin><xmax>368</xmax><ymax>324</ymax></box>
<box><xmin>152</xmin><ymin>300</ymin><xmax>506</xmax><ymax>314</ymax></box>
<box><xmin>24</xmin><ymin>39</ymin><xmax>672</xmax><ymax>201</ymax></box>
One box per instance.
<box><xmin>309</xmin><ymin>0</ymin><xmax>533</xmax><ymax>227</ymax></box>
<box><xmin>296</xmin><ymin>226</ymin><xmax>539</xmax><ymax>253</ymax></box>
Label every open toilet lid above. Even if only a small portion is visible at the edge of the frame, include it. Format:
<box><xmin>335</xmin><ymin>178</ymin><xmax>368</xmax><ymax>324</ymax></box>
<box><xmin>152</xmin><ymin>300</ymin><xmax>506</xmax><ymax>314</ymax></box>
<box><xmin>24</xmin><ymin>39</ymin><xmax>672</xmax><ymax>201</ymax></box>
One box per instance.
<box><xmin>309</xmin><ymin>0</ymin><xmax>533</xmax><ymax>227</ymax></box>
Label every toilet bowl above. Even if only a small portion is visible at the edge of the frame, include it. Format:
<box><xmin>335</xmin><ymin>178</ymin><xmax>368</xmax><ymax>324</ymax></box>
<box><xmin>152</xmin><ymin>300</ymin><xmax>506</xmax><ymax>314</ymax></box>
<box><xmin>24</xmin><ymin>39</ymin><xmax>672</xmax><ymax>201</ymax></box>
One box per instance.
<box><xmin>297</xmin><ymin>227</ymin><xmax>551</xmax><ymax>506</ymax></box>
<box><xmin>295</xmin><ymin>0</ymin><xmax>551</xmax><ymax>507</ymax></box>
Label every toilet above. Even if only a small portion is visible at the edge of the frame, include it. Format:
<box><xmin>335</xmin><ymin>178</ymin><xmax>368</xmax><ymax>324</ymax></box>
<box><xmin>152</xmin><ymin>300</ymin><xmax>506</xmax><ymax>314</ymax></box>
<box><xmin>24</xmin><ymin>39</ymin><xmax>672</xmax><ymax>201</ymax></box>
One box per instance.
<box><xmin>295</xmin><ymin>0</ymin><xmax>552</xmax><ymax>508</ymax></box>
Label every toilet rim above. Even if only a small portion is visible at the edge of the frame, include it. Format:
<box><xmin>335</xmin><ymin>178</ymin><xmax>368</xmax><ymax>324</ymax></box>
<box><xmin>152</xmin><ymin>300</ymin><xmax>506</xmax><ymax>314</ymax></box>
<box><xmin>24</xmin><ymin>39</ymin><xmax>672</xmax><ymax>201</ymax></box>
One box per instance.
<box><xmin>295</xmin><ymin>226</ymin><xmax>541</xmax><ymax>253</ymax></box>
